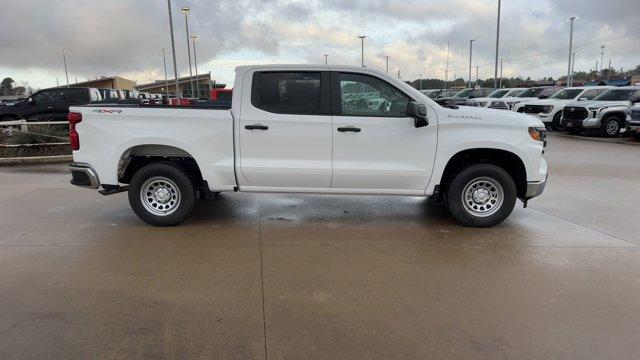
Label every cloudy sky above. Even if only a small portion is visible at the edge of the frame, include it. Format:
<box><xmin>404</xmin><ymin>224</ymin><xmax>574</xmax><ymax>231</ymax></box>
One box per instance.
<box><xmin>1</xmin><ymin>0</ymin><xmax>639</xmax><ymax>89</ymax></box>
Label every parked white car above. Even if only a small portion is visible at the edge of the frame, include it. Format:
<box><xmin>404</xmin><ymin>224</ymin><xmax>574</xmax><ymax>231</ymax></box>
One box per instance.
<box><xmin>511</xmin><ymin>86</ymin><xmax>612</xmax><ymax>130</ymax></box>
<box><xmin>626</xmin><ymin>104</ymin><xmax>640</xmax><ymax>139</ymax></box>
<box><xmin>67</xmin><ymin>64</ymin><xmax>548</xmax><ymax>228</ymax></box>
<box><xmin>488</xmin><ymin>87</ymin><xmax>561</xmax><ymax>111</ymax></box>
<box><xmin>562</xmin><ymin>87</ymin><xmax>640</xmax><ymax>136</ymax></box>
<box><xmin>464</xmin><ymin>88</ymin><xmax>524</xmax><ymax>108</ymax></box>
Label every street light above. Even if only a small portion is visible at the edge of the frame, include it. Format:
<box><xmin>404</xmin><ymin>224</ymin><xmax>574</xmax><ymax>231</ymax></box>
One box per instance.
<box><xmin>499</xmin><ymin>58</ymin><xmax>504</xmax><ymax>88</ymax></box>
<box><xmin>445</xmin><ymin>41</ymin><xmax>450</xmax><ymax>90</ymax></box>
<box><xmin>566</xmin><ymin>16</ymin><xmax>578</xmax><ymax>86</ymax></box>
<box><xmin>60</xmin><ymin>49</ymin><xmax>69</xmax><ymax>87</ymax></box>
<box><xmin>493</xmin><ymin>0</ymin><xmax>501</xmax><ymax>89</ymax></box>
<box><xmin>357</xmin><ymin>35</ymin><xmax>368</xmax><ymax>67</ymax></box>
<box><xmin>162</xmin><ymin>49</ymin><xmax>169</xmax><ymax>95</ymax></box>
<box><xmin>383</xmin><ymin>56</ymin><xmax>390</xmax><ymax>74</ymax></box>
<box><xmin>323</xmin><ymin>54</ymin><xmax>328</xmax><ymax>65</ymax></box>
<box><xmin>468</xmin><ymin>39</ymin><xmax>475</xmax><ymax>88</ymax></box>
<box><xmin>182</xmin><ymin>6</ymin><xmax>195</xmax><ymax>97</ymax></box>
<box><xmin>571</xmin><ymin>53</ymin><xmax>576</xmax><ymax>85</ymax></box>
<box><xmin>191</xmin><ymin>35</ymin><xmax>199</xmax><ymax>98</ymax></box>
<box><xmin>166</xmin><ymin>0</ymin><xmax>180</xmax><ymax>97</ymax></box>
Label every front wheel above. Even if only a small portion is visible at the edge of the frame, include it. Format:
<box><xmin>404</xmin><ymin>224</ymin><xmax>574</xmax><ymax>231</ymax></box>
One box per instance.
<box><xmin>128</xmin><ymin>162</ymin><xmax>196</xmax><ymax>226</ymax></box>
<box><xmin>551</xmin><ymin>112</ymin><xmax>566</xmax><ymax>131</ymax></box>
<box><xmin>601</xmin><ymin>116</ymin><xmax>621</xmax><ymax>137</ymax></box>
<box><xmin>446</xmin><ymin>164</ymin><xmax>517</xmax><ymax>227</ymax></box>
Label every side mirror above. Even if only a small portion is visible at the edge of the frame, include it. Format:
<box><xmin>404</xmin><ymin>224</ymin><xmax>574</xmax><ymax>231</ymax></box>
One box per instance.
<box><xmin>407</xmin><ymin>101</ymin><xmax>428</xmax><ymax>128</ymax></box>
<box><xmin>28</xmin><ymin>98</ymin><xmax>36</xmax><ymax>104</ymax></box>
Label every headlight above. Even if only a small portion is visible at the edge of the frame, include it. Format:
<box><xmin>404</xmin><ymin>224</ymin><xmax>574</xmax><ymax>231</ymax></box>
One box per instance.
<box><xmin>529</xmin><ymin>126</ymin><xmax>547</xmax><ymax>144</ymax></box>
<box><xmin>542</xmin><ymin>105</ymin><xmax>553</xmax><ymax>113</ymax></box>
<box><xmin>588</xmin><ymin>106</ymin><xmax>608</xmax><ymax>114</ymax></box>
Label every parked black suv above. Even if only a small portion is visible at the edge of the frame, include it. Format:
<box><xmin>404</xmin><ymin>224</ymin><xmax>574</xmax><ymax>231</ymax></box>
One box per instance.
<box><xmin>435</xmin><ymin>88</ymin><xmax>495</xmax><ymax>106</ymax></box>
<box><xmin>0</xmin><ymin>87</ymin><xmax>102</xmax><ymax>122</ymax></box>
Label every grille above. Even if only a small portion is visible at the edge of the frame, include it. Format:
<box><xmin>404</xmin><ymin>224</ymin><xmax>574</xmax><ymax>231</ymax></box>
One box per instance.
<box><xmin>631</xmin><ymin>109</ymin><xmax>640</xmax><ymax>121</ymax></box>
<box><xmin>488</xmin><ymin>101</ymin><xmax>508</xmax><ymax>110</ymax></box>
<box><xmin>524</xmin><ymin>105</ymin><xmax>547</xmax><ymax>114</ymax></box>
<box><xmin>562</xmin><ymin>106</ymin><xmax>588</xmax><ymax>121</ymax></box>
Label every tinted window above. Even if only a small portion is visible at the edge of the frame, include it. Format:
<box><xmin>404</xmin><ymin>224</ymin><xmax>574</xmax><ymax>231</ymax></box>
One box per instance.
<box><xmin>59</xmin><ymin>89</ymin><xmax>89</xmax><ymax>102</ymax></box>
<box><xmin>338</xmin><ymin>73</ymin><xmax>409</xmax><ymax>117</ymax></box>
<box><xmin>254</xmin><ymin>72</ymin><xmax>321</xmax><ymax>115</ymax></box>
<box><xmin>593</xmin><ymin>89</ymin><xmax>640</xmax><ymax>101</ymax></box>
<box><xmin>550</xmin><ymin>89</ymin><xmax>582</xmax><ymax>100</ymax></box>
<box><xmin>580</xmin><ymin>89</ymin><xmax>598</xmax><ymax>100</ymax></box>
<box><xmin>32</xmin><ymin>90</ymin><xmax>57</xmax><ymax>104</ymax></box>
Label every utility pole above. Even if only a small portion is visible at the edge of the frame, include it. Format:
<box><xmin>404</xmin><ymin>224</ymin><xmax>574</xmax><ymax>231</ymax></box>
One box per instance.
<box><xmin>607</xmin><ymin>58</ymin><xmax>611</xmax><ymax>81</ymax></box>
<box><xmin>499</xmin><ymin>58</ymin><xmax>503</xmax><ymax>88</ymax></box>
<box><xmin>600</xmin><ymin>46</ymin><xmax>605</xmax><ymax>78</ymax></box>
<box><xmin>323</xmin><ymin>54</ymin><xmax>328</xmax><ymax>65</ymax></box>
<box><xmin>167</xmin><ymin>0</ymin><xmax>180</xmax><ymax>97</ymax></box>
<box><xmin>397</xmin><ymin>69</ymin><xmax>401</xmax><ymax>79</ymax></box>
<box><xmin>566</xmin><ymin>16</ymin><xmax>578</xmax><ymax>87</ymax></box>
<box><xmin>182</xmin><ymin>6</ymin><xmax>194</xmax><ymax>97</ymax></box>
<box><xmin>475</xmin><ymin>66</ymin><xmax>479</xmax><ymax>88</ymax></box>
<box><xmin>493</xmin><ymin>0</ymin><xmax>501</xmax><ymax>89</ymax></box>
<box><xmin>56</xmin><ymin>77</ymin><xmax>59</xmax><ymax>87</ymax></box>
<box><xmin>468</xmin><ymin>39</ymin><xmax>475</xmax><ymax>88</ymax></box>
<box><xmin>419</xmin><ymin>73</ymin><xmax>423</xmax><ymax>90</ymax></box>
<box><xmin>162</xmin><ymin>49</ymin><xmax>169</xmax><ymax>95</ymax></box>
<box><xmin>384</xmin><ymin>56</ymin><xmax>390</xmax><ymax>74</ymax></box>
<box><xmin>445</xmin><ymin>41</ymin><xmax>450</xmax><ymax>90</ymax></box>
<box><xmin>60</xmin><ymin>49</ymin><xmax>69</xmax><ymax>87</ymax></box>
<box><xmin>192</xmin><ymin>35</ymin><xmax>199</xmax><ymax>98</ymax></box>
<box><xmin>357</xmin><ymin>35</ymin><xmax>368</xmax><ymax>67</ymax></box>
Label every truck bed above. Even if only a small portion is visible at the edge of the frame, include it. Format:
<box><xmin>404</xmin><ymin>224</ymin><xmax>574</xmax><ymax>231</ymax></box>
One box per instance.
<box><xmin>70</xmin><ymin>105</ymin><xmax>236</xmax><ymax>189</ymax></box>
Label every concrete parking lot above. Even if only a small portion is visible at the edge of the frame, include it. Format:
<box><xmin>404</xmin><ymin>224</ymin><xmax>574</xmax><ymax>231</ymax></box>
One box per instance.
<box><xmin>1</xmin><ymin>133</ymin><xmax>639</xmax><ymax>359</ymax></box>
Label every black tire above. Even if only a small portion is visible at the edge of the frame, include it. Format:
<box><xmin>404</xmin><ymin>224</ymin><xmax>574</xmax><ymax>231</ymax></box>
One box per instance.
<box><xmin>551</xmin><ymin>112</ymin><xmax>565</xmax><ymax>131</ymax></box>
<box><xmin>446</xmin><ymin>164</ymin><xmax>517</xmax><ymax>227</ymax></box>
<box><xmin>600</xmin><ymin>116</ymin><xmax>621</xmax><ymax>137</ymax></box>
<box><xmin>128</xmin><ymin>162</ymin><xmax>196</xmax><ymax>226</ymax></box>
<box><xmin>633</xmin><ymin>132</ymin><xmax>640</xmax><ymax>140</ymax></box>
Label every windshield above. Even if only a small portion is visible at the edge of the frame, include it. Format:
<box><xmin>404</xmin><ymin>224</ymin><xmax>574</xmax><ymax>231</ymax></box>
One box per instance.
<box><xmin>550</xmin><ymin>89</ymin><xmax>583</xmax><ymax>100</ymax></box>
<box><xmin>453</xmin><ymin>89</ymin><xmax>472</xmax><ymax>98</ymax></box>
<box><xmin>593</xmin><ymin>89</ymin><xmax>639</xmax><ymax>101</ymax></box>
<box><xmin>517</xmin><ymin>88</ymin><xmax>544</xmax><ymax>98</ymax></box>
<box><xmin>487</xmin><ymin>89</ymin><xmax>510</xmax><ymax>98</ymax></box>
<box><xmin>504</xmin><ymin>89</ymin><xmax>523</xmax><ymax>97</ymax></box>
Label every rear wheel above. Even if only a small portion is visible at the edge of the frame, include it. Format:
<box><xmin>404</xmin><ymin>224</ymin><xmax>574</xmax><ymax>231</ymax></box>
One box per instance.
<box><xmin>128</xmin><ymin>162</ymin><xmax>196</xmax><ymax>226</ymax></box>
<box><xmin>551</xmin><ymin>112</ymin><xmax>565</xmax><ymax>131</ymax></box>
<box><xmin>601</xmin><ymin>116</ymin><xmax>621</xmax><ymax>137</ymax></box>
<box><xmin>446</xmin><ymin>164</ymin><xmax>517</xmax><ymax>227</ymax></box>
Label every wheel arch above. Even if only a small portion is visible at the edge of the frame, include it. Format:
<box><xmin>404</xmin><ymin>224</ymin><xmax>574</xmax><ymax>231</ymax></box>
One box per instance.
<box><xmin>437</xmin><ymin>148</ymin><xmax>528</xmax><ymax>201</ymax></box>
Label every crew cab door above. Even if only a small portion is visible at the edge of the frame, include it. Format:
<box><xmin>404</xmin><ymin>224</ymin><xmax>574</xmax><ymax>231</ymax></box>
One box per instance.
<box><xmin>238</xmin><ymin>71</ymin><xmax>333</xmax><ymax>189</ymax></box>
<box><xmin>21</xmin><ymin>90</ymin><xmax>57</xmax><ymax>121</ymax></box>
<box><xmin>330</xmin><ymin>72</ymin><xmax>437</xmax><ymax>193</ymax></box>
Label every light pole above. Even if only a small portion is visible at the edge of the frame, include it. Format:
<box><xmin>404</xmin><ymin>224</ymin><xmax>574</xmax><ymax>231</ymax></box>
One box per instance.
<box><xmin>167</xmin><ymin>0</ymin><xmax>180</xmax><ymax>97</ymax></box>
<box><xmin>493</xmin><ymin>0</ymin><xmax>501</xmax><ymax>89</ymax></box>
<box><xmin>570</xmin><ymin>53</ymin><xmax>576</xmax><ymax>86</ymax></box>
<box><xmin>60</xmin><ymin>49</ymin><xmax>69</xmax><ymax>87</ymax></box>
<box><xmin>499</xmin><ymin>58</ymin><xmax>503</xmax><ymax>88</ymax></box>
<box><xmin>384</xmin><ymin>56</ymin><xmax>390</xmax><ymax>74</ymax></box>
<box><xmin>192</xmin><ymin>35</ymin><xmax>199</xmax><ymax>98</ymax></box>
<box><xmin>323</xmin><ymin>54</ymin><xmax>328</xmax><ymax>65</ymax></box>
<box><xmin>566</xmin><ymin>16</ymin><xmax>578</xmax><ymax>87</ymax></box>
<box><xmin>162</xmin><ymin>49</ymin><xmax>169</xmax><ymax>95</ymax></box>
<box><xmin>445</xmin><ymin>41</ymin><xmax>450</xmax><ymax>90</ymax></box>
<box><xmin>419</xmin><ymin>73</ymin><xmax>423</xmax><ymax>90</ymax></box>
<box><xmin>182</xmin><ymin>6</ymin><xmax>195</xmax><ymax>97</ymax></box>
<box><xmin>475</xmin><ymin>66</ymin><xmax>479</xmax><ymax>88</ymax></box>
<box><xmin>600</xmin><ymin>45</ymin><xmax>606</xmax><ymax>78</ymax></box>
<box><xmin>357</xmin><ymin>35</ymin><xmax>368</xmax><ymax>67</ymax></box>
<box><xmin>468</xmin><ymin>39</ymin><xmax>475</xmax><ymax>88</ymax></box>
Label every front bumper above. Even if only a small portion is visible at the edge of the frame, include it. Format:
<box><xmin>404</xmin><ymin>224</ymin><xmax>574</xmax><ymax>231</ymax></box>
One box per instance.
<box><xmin>69</xmin><ymin>162</ymin><xmax>100</xmax><ymax>189</ymax></box>
<box><xmin>525</xmin><ymin>175</ymin><xmax>547</xmax><ymax>200</ymax></box>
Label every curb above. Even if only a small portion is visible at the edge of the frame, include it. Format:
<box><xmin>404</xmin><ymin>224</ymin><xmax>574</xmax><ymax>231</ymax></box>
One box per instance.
<box><xmin>0</xmin><ymin>155</ymin><xmax>73</xmax><ymax>166</ymax></box>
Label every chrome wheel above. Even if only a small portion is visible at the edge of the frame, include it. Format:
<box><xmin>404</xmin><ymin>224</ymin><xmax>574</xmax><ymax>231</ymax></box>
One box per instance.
<box><xmin>140</xmin><ymin>176</ymin><xmax>181</xmax><ymax>216</ymax></box>
<box><xmin>462</xmin><ymin>177</ymin><xmax>504</xmax><ymax>217</ymax></box>
<box><xmin>605</xmin><ymin>120</ymin><xmax>619</xmax><ymax>135</ymax></box>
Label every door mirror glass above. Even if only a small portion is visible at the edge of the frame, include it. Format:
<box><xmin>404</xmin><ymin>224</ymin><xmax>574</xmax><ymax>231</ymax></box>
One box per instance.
<box><xmin>407</xmin><ymin>101</ymin><xmax>428</xmax><ymax>127</ymax></box>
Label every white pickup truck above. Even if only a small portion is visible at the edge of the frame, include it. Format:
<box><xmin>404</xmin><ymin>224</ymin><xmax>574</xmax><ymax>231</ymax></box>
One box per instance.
<box><xmin>68</xmin><ymin>65</ymin><xmax>548</xmax><ymax>227</ymax></box>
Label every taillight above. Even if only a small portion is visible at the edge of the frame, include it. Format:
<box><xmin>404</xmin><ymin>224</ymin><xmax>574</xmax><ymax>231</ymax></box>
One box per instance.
<box><xmin>68</xmin><ymin>112</ymin><xmax>82</xmax><ymax>150</ymax></box>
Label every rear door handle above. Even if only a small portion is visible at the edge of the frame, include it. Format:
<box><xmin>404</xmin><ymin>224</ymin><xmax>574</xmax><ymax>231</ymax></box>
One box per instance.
<box><xmin>245</xmin><ymin>124</ymin><xmax>268</xmax><ymax>130</ymax></box>
<box><xmin>337</xmin><ymin>126</ymin><xmax>361</xmax><ymax>133</ymax></box>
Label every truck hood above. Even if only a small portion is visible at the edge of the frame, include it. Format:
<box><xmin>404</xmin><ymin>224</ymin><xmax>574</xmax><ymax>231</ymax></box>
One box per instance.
<box><xmin>521</xmin><ymin>99</ymin><xmax>573</xmax><ymax>106</ymax></box>
<box><xmin>442</xmin><ymin>104</ymin><xmax>543</xmax><ymax>128</ymax></box>
<box><xmin>499</xmin><ymin>96</ymin><xmax>539</xmax><ymax>103</ymax></box>
<box><xmin>564</xmin><ymin>100</ymin><xmax>632</xmax><ymax>108</ymax></box>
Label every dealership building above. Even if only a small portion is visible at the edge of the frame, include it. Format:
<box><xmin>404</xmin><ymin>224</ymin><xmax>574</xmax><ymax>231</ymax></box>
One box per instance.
<box><xmin>136</xmin><ymin>73</ymin><xmax>225</xmax><ymax>98</ymax></box>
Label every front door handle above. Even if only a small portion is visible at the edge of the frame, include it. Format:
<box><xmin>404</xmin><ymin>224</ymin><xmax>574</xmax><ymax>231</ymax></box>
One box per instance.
<box><xmin>245</xmin><ymin>124</ymin><xmax>268</xmax><ymax>130</ymax></box>
<box><xmin>337</xmin><ymin>126</ymin><xmax>361</xmax><ymax>133</ymax></box>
